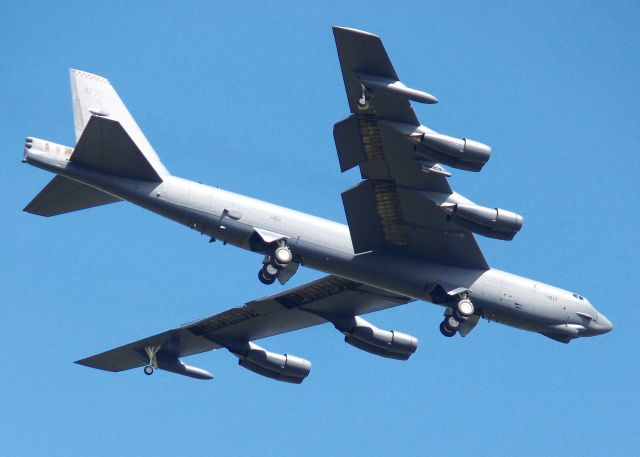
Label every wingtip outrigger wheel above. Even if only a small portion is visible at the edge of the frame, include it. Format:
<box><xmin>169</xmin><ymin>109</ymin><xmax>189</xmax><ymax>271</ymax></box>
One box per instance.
<box><xmin>143</xmin><ymin>345</ymin><xmax>161</xmax><ymax>376</ymax></box>
<box><xmin>357</xmin><ymin>83</ymin><xmax>371</xmax><ymax>111</ymax></box>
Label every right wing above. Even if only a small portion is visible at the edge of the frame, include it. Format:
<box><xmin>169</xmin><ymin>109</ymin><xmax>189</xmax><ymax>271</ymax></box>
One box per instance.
<box><xmin>76</xmin><ymin>275</ymin><xmax>411</xmax><ymax>379</ymax></box>
<box><xmin>333</xmin><ymin>27</ymin><xmax>490</xmax><ymax>270</ymax></box>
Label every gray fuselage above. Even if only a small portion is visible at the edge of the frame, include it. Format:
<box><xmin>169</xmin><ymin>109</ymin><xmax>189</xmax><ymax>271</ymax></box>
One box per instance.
<box><xmin>24</xmin><ymin>141</ymin><xmax>613</xmax><ymax>342</ymax></box>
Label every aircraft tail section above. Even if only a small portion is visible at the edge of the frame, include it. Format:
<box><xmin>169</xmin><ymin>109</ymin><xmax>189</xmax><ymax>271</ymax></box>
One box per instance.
<box><xmin>69</xmin><ymin>69</ymin><xmax>169</xmax><ymax>178</ymax></box>
<box><xmin>23</xmin><ymin>70</ymin><xmax>168</xmax><ymax>216</ymax></box>
<box><xmin>71</xmin><ymin>115</ymin><xmax>164</xmax><ymax>182</ymax></box>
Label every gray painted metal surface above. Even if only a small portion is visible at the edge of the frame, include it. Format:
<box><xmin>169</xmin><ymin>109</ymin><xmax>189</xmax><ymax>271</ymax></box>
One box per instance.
<box><xmin>22</xmin><ymin>27</ymin><xmax>612</xmax><ymax>383</ymax></box>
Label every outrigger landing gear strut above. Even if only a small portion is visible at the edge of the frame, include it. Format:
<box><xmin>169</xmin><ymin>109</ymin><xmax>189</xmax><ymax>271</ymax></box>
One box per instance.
<box><xmin>143</xmin><ymin>345</ymin><xmax>161</xmax><ymax>375</ymax></box>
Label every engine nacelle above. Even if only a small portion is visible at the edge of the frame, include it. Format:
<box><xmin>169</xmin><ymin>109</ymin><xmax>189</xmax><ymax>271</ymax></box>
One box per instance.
<box><xmin>445</xmin><ymin>203</ymin><xmax>523</xmax><ymax>240</ymax></box>
<box><xmin>342</xmin><ymin>317</ymin><xmax>418</xmax><ymax>360</ymax></box>
<box><xmin>235</xmin><ymin>342</ymin><xmax>311</xmax><ymax>384</ymax></box>
<box><xmin>412</xmin><ymin>132</ymin><xmax>492</xmax><ymax>172</ymax></box>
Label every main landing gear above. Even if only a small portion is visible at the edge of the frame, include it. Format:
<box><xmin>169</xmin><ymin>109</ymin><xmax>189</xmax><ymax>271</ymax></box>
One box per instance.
<box><xmin>439</xmin><ymin>296</ymin><xmax>476</xmax><ymax>337</ymax></box>
<box><xmin>258</xmin><ymin>242</ymin><xmax>292</xmax><ymax>285</ymax></box>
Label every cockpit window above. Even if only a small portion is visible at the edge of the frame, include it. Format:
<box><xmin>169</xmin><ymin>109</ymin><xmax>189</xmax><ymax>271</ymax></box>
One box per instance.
<box><xmin>572</xmin><ymin>293</ymin><xmax>584</xmax><ymax>300</ymax></box>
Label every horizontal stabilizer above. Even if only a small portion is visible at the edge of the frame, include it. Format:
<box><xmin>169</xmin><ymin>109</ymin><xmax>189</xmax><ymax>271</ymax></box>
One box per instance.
<box><xmin>24</xmin><ymin>175</ymin><xmax>121</xmax><ymax>217</ymax></box>
<box><xmin>72</xmin><ymin>115</ymin><xmax>163</xmax><ymax>182</ymax></box>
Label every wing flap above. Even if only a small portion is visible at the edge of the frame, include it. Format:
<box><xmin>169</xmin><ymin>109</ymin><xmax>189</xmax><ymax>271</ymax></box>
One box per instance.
<box><xmin>188</xmin><ymin>276</ymin><xmax>410</xmax><ymax>343</ymax></box>
<box><xmin>333</xmin><ymin>115</ymin><xmax>366</xmax><ymax>172</ymax></box>
<box><xmin>341</xmin><ymin>181</ymin><xmax>386</xmax><ymax>252</ymax></box>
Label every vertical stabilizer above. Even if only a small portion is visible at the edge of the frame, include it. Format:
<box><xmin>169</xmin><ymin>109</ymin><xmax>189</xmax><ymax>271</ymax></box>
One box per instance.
<box><xmin>69</xmin><ymin>69</ymin><xmax>169</xmax><ymax>177</ymax></box>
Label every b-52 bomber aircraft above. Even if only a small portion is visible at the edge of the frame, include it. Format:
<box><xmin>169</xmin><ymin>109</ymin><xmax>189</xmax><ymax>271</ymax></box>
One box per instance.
<box><xmin>23</xmin><ymin>27</ymin><xmax>612</xmax><ymax>383</ymax></box>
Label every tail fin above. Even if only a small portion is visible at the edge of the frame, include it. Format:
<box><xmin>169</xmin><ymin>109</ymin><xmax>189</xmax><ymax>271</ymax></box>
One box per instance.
<box><xmin>24</xmin><ymin>175</ymin><xmax>121</xmax><ymax>217</ymax></box>
<box><xmin>24</xmin><ymin>70</ymin><xmax>168</xmax><ymax>217</ymax></box>
<box><xmin>69</xmin><ymin>69</ymin><xmax>169</xmax><ymax>178</ymax></box>
<box><xmin>71</xmin><ymin>115</ymin><xmax>164</xmax><ymax>182</ymax></box>
<box><xmin>24</xmin><ymin>114</ymin><xmax>158</xmax><ymax>215</ymax></box>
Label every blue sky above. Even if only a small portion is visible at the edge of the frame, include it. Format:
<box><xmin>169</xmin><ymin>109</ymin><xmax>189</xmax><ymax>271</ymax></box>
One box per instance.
<box><xmin>1</xmin><ymin>1</ymin><xmax>639</xmax><ymax>456</ymax></box>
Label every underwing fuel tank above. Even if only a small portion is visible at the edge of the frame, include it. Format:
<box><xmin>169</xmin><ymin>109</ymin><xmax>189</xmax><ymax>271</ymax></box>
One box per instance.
<box><xmin>442</xmin><ymin>202</ymin><xmax>523</xmax><ymax>240</ymax></box>
<box><xmin>354</xmin><ymin>72</ymin><xmax>439</xmax><ymax>104</ymax></box>
<box><xmin>156</xmin><ymin>356</ymin><xmax>213</xmax><ymax>380</ymax></box>
<box><xmin>410</xmin><ymin>132</ymin><xmax>492</xmax><ymax>172</ymax></box>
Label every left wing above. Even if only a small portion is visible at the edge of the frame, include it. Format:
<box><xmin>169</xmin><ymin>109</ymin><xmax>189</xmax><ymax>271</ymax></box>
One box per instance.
<box><xmin>76</xmin><ymin>276</ymin><xmax>412</xmax><ymax>383</ymax></box>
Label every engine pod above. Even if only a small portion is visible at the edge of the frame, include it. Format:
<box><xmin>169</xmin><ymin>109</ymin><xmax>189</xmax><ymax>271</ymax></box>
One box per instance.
<box><xmin>415</xmin><ymin>133</ymin><xmax>492</xmax><ymax>172</ymax></box>
<box><xmin>234</xmin><ymin>342</ymin><xmax>311</xmax><ymax>384</ymax></box>
<box><xmin>341</xmin><ymin>316</ymin><xmax>418</xmax><ymax>360</ymax></box>
<box><xmin>447</xmin><ymin>203</ymin><xmax>523</xmax><ymax>240</ymax></box>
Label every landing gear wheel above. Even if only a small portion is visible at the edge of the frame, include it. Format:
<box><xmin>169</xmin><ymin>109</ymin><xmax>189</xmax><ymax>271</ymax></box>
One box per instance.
<box><xmin>258</xmin><ymin>268</ymin><xmax>277</xmax><ymax>285</ymax></box>
<box><xmin>274</xmin><ymin>246</ymin><xmax>292</xmax><ymax>266</ymax></box>
<box><xmin>454</xmin><ymin>299</ymin><xmax>475</xmax><ymax>321</ymax></box>
<box><xmin>439</xmin><ymin>321</ymin><xmax>457</xmax><ymax>337</ymax></box>
<box><xmin>264</xmin><ymin>263</ymin><xmax>279</xmax><ymax>276</ymax></box>
<box><xmin>144</xmin><ymin>365</ymin><xmax>154</xmax><ymax>375</ymax></box>
<box><xmin>446</xmin><ymin>315</ymin><xmax>461</xmax><ymax>331</ymax></box>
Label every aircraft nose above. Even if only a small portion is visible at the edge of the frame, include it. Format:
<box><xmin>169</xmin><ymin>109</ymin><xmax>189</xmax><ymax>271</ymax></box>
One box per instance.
<box><xmin>598</xmin><ymin>314</ymin><xmax>613</xmax><ymax>333</ymax></box>
<box><xmin>596</xmin><ymin>313</ymin><xmax>613</xmax><ymax>334</ymax></box>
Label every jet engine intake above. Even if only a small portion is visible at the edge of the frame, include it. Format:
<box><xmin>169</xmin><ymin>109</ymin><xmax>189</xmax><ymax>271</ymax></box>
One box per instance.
<box><xmin>341</xmin><ymin>316</ymin><xmax>418</xmax><ymax>360</ymax></box>
<box><xmin>411</xmin><ymin>132</ymin><xmax>492</xmax><ymax>172</ymax></box>
<box><xmin>234</xmin><ymin>342</ymin><xmax>311</xmax><ymax>384</ymax></box>
<box><xmin>444</xmin><ymin>203</ymin><xmax>523</xmax><ymax>240</ymax></box>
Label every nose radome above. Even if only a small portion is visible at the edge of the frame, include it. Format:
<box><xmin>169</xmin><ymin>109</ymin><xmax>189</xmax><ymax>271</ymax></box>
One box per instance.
<box><xmin>598</xmin><ymin>314</ymin><xmax>613</xmax><ymax>334</ymax></box>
